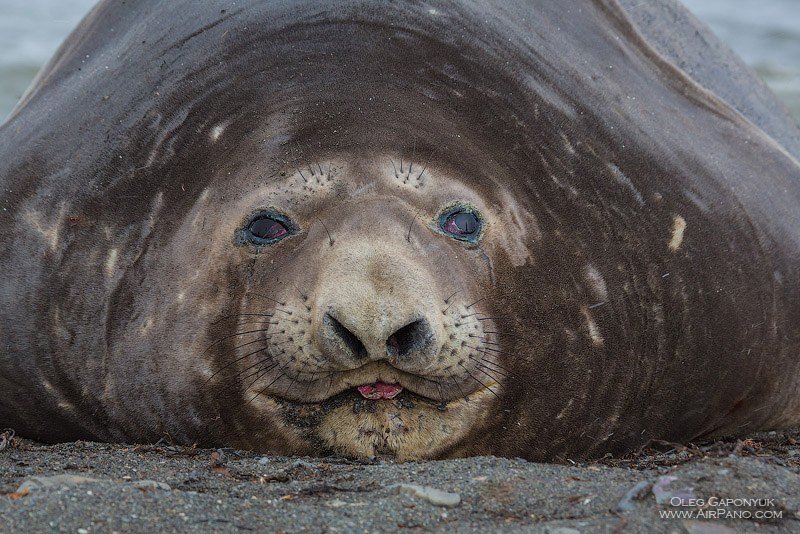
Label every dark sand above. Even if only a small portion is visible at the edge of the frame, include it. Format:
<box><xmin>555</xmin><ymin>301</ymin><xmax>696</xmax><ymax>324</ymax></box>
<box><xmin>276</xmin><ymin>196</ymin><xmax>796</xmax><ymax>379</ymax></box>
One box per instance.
<box><xmin>2</xmin><ymin>429</ymin><xmax>799</xmax><ymax>533</ymax></box>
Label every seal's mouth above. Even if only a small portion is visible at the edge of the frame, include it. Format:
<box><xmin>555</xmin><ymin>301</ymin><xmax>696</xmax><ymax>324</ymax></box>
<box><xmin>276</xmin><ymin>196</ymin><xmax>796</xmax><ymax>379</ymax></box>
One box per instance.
<box><xmin>269</xmin><ymin>361</ymin><xmax>486</xmax><ymax>404</ymax></box>
<box><xmin>356</xmin><ymin>382</ymin><xmax>403</xmax><ymax>400</ymax></box>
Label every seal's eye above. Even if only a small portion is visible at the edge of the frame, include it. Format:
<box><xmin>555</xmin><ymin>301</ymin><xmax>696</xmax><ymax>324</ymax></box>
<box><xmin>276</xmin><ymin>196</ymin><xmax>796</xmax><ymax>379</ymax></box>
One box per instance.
<box><xmin>239</xmin><ymin>212</ymin><xmax>296</xmax><ymax>246</ymax></box>
<box><xmin>443</xmin><ymin>212</ymin><xmax>479</xmax><ymax>236</ymax></box>
<box><xmin>439</xmin><ymin>209</ymin><xmax>482</xmax><ymax>242</ymax></box>
<box><xmin>249</xmin><ymin>217</ymin><xmax>288</xmax><ymax>241</ymax></box>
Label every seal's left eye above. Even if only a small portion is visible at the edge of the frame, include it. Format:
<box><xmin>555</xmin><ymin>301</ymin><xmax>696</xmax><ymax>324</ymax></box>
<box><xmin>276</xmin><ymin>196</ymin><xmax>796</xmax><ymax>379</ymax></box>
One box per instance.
<box><xmin>240</xmin><ymin>213</ymin><xmax>295</xmax><ymax>246</ymax></box>
<box><xmin>439</xmin><ymin>209</ymin><xmax>482</xmax><ymax>242</ymax></box>
<box><xmin>443</xmin><ymin>212</ymin><xmax>479</xmax><ymax>236</ymax></box>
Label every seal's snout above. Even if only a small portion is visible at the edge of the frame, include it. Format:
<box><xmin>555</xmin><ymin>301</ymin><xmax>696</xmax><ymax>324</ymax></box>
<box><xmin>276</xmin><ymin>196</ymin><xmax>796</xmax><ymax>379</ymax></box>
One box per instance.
<box><xmin>314</xmin><ymin>233</ymin><xmax>445</xmax><ymax>372</ymax></box>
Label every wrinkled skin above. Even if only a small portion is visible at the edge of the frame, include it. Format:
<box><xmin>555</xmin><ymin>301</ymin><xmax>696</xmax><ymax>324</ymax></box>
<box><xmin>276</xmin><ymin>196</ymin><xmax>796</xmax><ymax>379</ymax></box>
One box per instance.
<box><xmin>1</xmin><ymin>0</ymin><xmax>799</xmax><ymax>461</ymax></box>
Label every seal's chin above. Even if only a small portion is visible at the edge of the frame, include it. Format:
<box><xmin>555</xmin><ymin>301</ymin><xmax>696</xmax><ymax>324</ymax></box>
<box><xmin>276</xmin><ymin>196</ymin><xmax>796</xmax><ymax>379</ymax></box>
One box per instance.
<box><xmin>268</xmin><ymin>367</ymin><xmax>498</xmax><ymax>460</ymax></box>
<box><xmin>270</xmin><ymin>376</ymin><xmax>496</xmax><ymax>460</ymax></box>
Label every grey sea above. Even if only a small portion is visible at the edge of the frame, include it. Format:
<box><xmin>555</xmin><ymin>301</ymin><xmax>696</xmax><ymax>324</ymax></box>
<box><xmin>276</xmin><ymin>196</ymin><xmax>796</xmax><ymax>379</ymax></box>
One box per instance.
<box><xmin>0</xmin><ymin>0</ymin><xmax>799</xmax><ymax>124</ymax></box>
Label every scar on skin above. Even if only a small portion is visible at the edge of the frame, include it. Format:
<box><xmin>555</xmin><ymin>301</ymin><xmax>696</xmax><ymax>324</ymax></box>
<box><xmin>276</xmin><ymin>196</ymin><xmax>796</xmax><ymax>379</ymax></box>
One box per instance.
<box><xmin>669</xmin><ymin>215</ymin><xmax>687</xmax><ymax>252</ymax></box>
<box><xmin>140</xmin><ymin>316</ymin><xmax>154</xmax><ymax>335</ymax></box>
<box><xmin>25</xmin><ymin>207</ymin><xmax>65</xmax><ymax>252</ymax></box>
<box><xmin>580</xmin><ymin>305</ymin><xmax>604</xmax><ymax>347</ymax></box>
<box><xmin>210</xmin><ymin>123</ymin><xmax>227</xmax><ymax>142</ymax></box>
<box><xmin>584</xmin><ymin>264</ymin><xmax>608</xmax><ymax>302</ymax></box>
<box><xmin>105</xmin><ymin>248</ymin><xmax>118</xmax><ymax>278</ymax></box>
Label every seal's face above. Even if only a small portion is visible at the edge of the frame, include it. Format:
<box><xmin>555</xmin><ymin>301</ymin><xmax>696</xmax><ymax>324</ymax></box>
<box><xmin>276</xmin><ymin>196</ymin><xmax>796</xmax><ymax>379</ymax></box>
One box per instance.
<box><xmin>169</xmin><ymin>155</ymin><xmax>533</xmax><ymax>459</ymax></box>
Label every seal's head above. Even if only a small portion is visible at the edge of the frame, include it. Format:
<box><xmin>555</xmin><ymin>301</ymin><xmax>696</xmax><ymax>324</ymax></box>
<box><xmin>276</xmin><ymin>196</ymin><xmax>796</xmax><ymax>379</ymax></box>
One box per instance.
<box><xmin>142</xmin><ymin>151</ymin><xmax>537</xmax><ymax>459</ymax></box>
<box><xmin>225</xmin><ymin>157</ymin><xmax>536</xmax><ymax>458</ymax></box>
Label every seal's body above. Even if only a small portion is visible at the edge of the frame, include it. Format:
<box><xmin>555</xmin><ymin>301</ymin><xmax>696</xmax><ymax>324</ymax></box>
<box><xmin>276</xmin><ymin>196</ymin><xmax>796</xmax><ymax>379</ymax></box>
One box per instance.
<box><xmin>1</xmin><ymin>0</ymin><xmax>799</xmax><ymax>461</ymax></box>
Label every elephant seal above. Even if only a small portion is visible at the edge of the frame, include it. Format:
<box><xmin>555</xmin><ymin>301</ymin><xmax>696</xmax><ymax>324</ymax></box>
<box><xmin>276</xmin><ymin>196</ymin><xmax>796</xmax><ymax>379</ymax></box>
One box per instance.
<box><xmin>1</xmin><ymin>0</ymin><xmax>799</xmax><ymax>461</ymax></box>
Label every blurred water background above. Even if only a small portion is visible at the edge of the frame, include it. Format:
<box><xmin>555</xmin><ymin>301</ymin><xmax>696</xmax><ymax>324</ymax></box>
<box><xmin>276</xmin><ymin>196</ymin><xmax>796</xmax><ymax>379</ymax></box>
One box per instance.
<box><xmin>0</xmin><ymin>0</ymin><xmax>798</xmax><ymax>125</ymax></box>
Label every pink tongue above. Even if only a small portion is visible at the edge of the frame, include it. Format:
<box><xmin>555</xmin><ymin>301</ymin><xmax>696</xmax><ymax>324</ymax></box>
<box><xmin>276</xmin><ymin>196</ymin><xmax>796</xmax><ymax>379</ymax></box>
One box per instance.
<box><xmin>357</xmin><ymin>382</ymin><xmax>403</xmax><ymax>400</ymax></box>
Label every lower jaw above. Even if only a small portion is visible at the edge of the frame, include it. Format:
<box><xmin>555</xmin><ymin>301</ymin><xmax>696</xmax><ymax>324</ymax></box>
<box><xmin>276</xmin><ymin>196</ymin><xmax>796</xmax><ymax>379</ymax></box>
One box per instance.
<box><xmin>270</xmin><ymin>387</ymin><xmax>450</xmax><ymax>437</ymax></box>
<box><xmin>309</xmin><ymin>387</ymin><xmax>449</xmax><ymax>412</ymax></box>
<box><xmin>268</xmin><ymin>386</ymin><xmax>497</xmax><ymax>460</ymax></box>
<box><xmin>279</xmin><ymin>390</ymin><xmax>455</xmax><ymax>459</ymax></box>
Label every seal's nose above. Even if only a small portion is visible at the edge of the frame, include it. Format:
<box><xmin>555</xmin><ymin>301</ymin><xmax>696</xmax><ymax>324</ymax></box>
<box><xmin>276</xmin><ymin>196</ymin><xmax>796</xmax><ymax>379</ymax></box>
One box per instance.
<box><xmin>313</xmin><ymin>226</ymin><xmax>445</xmax><ymax>372</ymax></box>
<box><xmin>385</xmin><ymin>319</ymin><xmax>434</xmax><ymax>360</ymax></box>
<box><xmin>322</xmin><ymin>311</ymin><xmax>436</xmax><ymax>366</ymax></box>
<box><xmin>323</xmin><ymin>312</ymin><xmax>368</xmax><ymax>360</ymax></box>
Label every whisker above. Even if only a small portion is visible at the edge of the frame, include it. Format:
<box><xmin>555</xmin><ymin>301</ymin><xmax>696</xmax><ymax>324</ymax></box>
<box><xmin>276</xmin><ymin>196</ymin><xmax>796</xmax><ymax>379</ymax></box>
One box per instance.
<box><xmin>248</xmin><ymin>367</ymin><xmax>287</xmax><ymax>405</ymax></box>
<box><xmin>302</xmin><ymin>360</ymin><xmax>320</xmax><ymax>399</ymax></box>
<box><xmin>442</xmin><ymin>290</ymin><xmax>461</xmax><ymax>312</ymax></box>
<box><xmin>473</xmin><ymin>316</ymin><xmax>518</xmax><ymax>322</ymax></box>
<box><xmin>232</xmin><ymin>319</ymin><xmax>280</xmax><ymax>327</ymax></box>
<box><xmin>434</xmin><ymin>381</ymin><xmax>445</xmax><ymax>404</ymax></box>
<box><xmin>248</xmin><ymin>293</ymin><xmax>288</xmax><ymax>309</ymax></box>
<box><xmin>476</xmin><ymin>338</ymin><xmax>503</xmax><ymax>347</ymax></box>
<box><xmin>242</xmin><ymin>361</ymin><xmax>280</xmax><ymax>392</ymax></box>
<box><xmin>242</xmin><ymin>341</ymin><xmax>300</xmax><ymax>390</ymax></box>
<box><xmin>472</xmin><ymin>331</ymin><xmax>532</xmax><ymax>342</ymax></box>
<box><xmin>458</xmin><ymin>363</ymin><xmax>500</xmax><ymax>399</ymax></box>
<box><xmin>469</xmin><ymin>358</ymin><xmax>512</xmax><ymax>379</ymax></box>
<box><xmin>465</xmin><ymin>345</ymin><xmax>516</xmax><ymax>370</ymax></box>
<box><xmin>465</xmin><ymin>296</ymin><xmax>488</xmax><ymax>309</ymax></box>
<box><xmin>281</xmin><ymin>374</ymin><xmax>299</xmax><ymax>397</ymax></box>
<box><xmin>417</xmin><ymin>147</ymin><xmax>437</xmax><ymax>180</ymax></box>
<box><xmin>466</xmin><ymin>343</ymin><xmax>514</xmax><ymax>359</ymax></box>
<box><xmin>284</xmin><ymin>359</ymin><xmax>308</xmax><ymax>396</ymax></box>
<box><xmin>212</xmin><ymin>313</ymin><xmax>275</xmax><ymax>325</ymax></box>
<box><xmin>237</xmin><ymin>353</ymin><xmax>279</xmax><ymax>385</ymax></box>
<box><xmin>213</xmin><ymin>338</ymin><xmax>295</xmax><ymax>387</ymax></box>
<box><xmin>292</xmin><ymin>283</ymin><xmax>309</xmax><ymax>302</ymax></box>
<box><xmin>292</xmin><ymin>367</ymin><xmax>332</xmax><ymax>377</ymax></box>
<box><xmin>406</xmin><ymin>208</ymin><xmax>422</xmax><ymax>244</ymax></box>
<box><xmin>466</xmin><ymin>350</ymin><xmax>514</xmax><ymax>375</ymax></box>
<box><xmin>448</xmin><ymin>371</ymin><xmax>469</xmax><ymax>401</ymax></box>
<box><xmin>202</xmin><ymin>328</ymin><xmax>274</xmax><ymax>354</ymax></box>
<box><xmin>408</xmin><ymin>138</ymin><xmax>416</xmax><ymax>175</ymax></box>
<box><xmin>295</xmin><ymin>142</ymin><xmax>314</xmax><ymax>177</ymax></box>
<box><xmin>233</xmin><ymin>340</ymin><xmax>296</xmax><ymax>382</ymax></box>
<box><xmin>474</xmin><ymin>363</ymin><xmax>507</xmax><ymax>383</ymax></box>
<box><xmin>479</xmin><ymin>344</ymin><xmax>535</xmax><ymax>364</ymax></box>
<box><xmin>315</xmin><ymin>216</ymin><xmax>335</xmax><ymax>246</ymax></box>
<box><xmin>325</xmin><ymin>373</ymin><xmax>333</xmax><ymax>399</ymax></box>
<box><xmin>203</xmin><ymin>339</ymin><xmax>274</xmax><ymax>384</ymax></box>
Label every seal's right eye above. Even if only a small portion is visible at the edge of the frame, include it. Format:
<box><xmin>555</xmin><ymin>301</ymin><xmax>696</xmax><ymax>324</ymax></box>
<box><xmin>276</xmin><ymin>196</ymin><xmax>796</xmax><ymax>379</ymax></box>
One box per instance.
<box><xmin>250</xmin><ymin>217</ymin><xmax>288</xmax><ymax>241</ymax></box>
<box><xmin>241</xmin><ymin>212</ymin><xmax>296</xmax><ymax>246</ymax></box>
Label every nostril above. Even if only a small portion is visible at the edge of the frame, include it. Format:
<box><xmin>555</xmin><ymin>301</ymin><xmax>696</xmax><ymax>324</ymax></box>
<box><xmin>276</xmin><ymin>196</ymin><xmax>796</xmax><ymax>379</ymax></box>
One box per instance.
<box><xmin>324</xmin><ymin>312</ymin><xmax>367</xmax><ymax>359</ymax></box>
<box><xmin>387</xmin><ymin>319</ymin><xmax>432</xmax><ymax>358</ymax></box>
